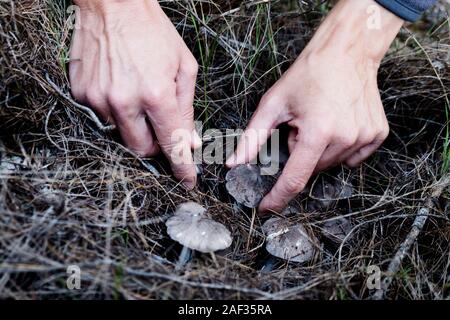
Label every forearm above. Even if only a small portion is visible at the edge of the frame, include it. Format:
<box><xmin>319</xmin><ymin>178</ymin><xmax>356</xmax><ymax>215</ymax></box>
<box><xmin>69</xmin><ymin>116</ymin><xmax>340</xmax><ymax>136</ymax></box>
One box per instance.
<box><xmin>72</xmin><ymin>0</ymin><xmax>160</xmax><ymax>17</ymax></box>
<box><xmin>73</xmin><ymin>0</ymin><xmax>152</xmax><ymax>9</ymax></box>
<box><xmin>72</xmin><ymin>0</ymin><xmax>165</xmax><ymax>30</ymax></box>
<box><xmin>301</xmin><ymin>0</ymin><xmax>404</xmax><ymax>67</ymax></box>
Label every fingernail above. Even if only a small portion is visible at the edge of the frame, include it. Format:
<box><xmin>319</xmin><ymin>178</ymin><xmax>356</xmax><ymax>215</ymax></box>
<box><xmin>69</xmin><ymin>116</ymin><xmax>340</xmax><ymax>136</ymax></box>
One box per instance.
<box><xmin>258</xmin><ymin>208</ymin><xmax>269</xmax><ymax>216</ymax></box>
<box><xmin>225</xmin><ymin>155</ymin><xmax>236</xmax><ymax>167</ymax></box>
<box><xmin>258</xmin><ymin>203</ymin><xmax>269</xmax><ymax>216</ymax></box>
<box><xmin>183</xmin><ymin>180</ymin><xmax>196</xmax><ymax>190</ymax></box>
<box><xmin>258</xmin><ymin>199</ymin><xmax>279</xmax><ymax>216</ymax></box>
<box><xmin>193</xmin><ymin>132</ymin><xmax>202</xmax><ymax>148</ymax></box>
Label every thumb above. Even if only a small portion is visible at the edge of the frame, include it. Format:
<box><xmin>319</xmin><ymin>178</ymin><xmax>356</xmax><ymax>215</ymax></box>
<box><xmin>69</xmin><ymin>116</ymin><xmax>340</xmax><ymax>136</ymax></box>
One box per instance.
<box><xmin>176</xmin><ymin>55</ymin><xmax>201</xmax><ymax>150</ymax></box>
<box><xmin>226</xmin><ymin>96</ymin><xmax>283</xmax><ymax>167</ymax></box>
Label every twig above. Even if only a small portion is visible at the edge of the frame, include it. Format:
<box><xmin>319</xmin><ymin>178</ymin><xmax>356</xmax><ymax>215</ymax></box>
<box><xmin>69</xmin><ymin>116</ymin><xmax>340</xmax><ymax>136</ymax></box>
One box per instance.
<box><xmin>44</xmin><ymin>102</ymin><xmax>66</xmax><ymax>152</ymax></box>
<box><xmin>123</xmin><ymin>267</ymin><xmax>274</xmax><ymax>299</ymax></box>
<box><xmin>45</xmin><ymin>73</ymin><xmax>116</xmax><ymax>132</ymax></box>
<box><xmin>373</xmin><ymin>175</ymin><xmax>450</xmax><ymax>299</ymax></box>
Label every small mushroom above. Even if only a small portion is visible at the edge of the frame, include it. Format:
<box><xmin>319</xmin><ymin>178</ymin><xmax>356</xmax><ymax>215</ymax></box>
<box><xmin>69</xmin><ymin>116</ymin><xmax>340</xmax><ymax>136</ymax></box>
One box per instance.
<box><xmin>321</xmin><ymin>217</ymin><xmax>353</xmax><ymax>243</ymax></box>
<box><xmin>166</xmin><ymin>202</ymin><xmax>232</xmax><ymax>267</ymax></box>
<box><xmin>281</xmin><ymin>206</ymin><xmax>299</xmax><ymax>217</ymax></box>
<box><xmin>260</xmin><ymin>256</ymin><xmax>279</xmax><ymax>273</ymax></box>
<box><xmin>262</xmin><ymin>218</ymin><xmax>315</xmax><ymax>263</ymax></box>
<box><xmin>432</xmin><ymin>60</ymin><xmax>445</xmax><ymax>71</ymax></box>
<box><xmin>308</xmin><ymin>179</ymin><xmax>354</xmax><ymax>210</ymax></box>
<box><xmin>225</xmin><ymin>164</ymin><xmax>272</xmax><ymax>208</ymax></box>
<box><xmin>0</xmin><ymin>154</ymin><xmax>24</xmax><ymax>174</ymax></box>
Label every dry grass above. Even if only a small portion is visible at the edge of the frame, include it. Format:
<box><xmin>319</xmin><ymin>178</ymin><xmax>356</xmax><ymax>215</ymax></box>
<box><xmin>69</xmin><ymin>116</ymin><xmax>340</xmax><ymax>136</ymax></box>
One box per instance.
<box><xmin>0</xmin><ymin>0</ymin><xmax>449</xmax><ymax>299</ymax></box>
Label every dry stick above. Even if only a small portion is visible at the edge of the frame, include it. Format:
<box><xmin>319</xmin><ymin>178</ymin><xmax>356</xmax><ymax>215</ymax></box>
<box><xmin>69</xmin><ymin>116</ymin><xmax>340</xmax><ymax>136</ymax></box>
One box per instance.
<box><xmin>123</xmin><ymin>267</ymin><xmax>274</xmax><ymax>299</ymax></box>
<box><xmin>45</xmin><ymin>73</ymin><xmax>116</xmax><ymax>132</ymax></box>
<box><xmin>373</xmin><ymin>175</ymin><xmax>450</xmax><ymax>299</ymax></box>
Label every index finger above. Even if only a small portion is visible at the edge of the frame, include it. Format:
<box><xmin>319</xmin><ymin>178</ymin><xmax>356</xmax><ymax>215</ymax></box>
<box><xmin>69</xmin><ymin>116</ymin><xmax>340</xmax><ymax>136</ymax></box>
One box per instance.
<box><xmin>144</xmin><ymin>93</ymin><xmax>197</xmax><ymax>189</ymax></box>
<box><xmin>259</xmin><ymin>134</ymin><xmax>327</xmax><ymax>213</ymax></box>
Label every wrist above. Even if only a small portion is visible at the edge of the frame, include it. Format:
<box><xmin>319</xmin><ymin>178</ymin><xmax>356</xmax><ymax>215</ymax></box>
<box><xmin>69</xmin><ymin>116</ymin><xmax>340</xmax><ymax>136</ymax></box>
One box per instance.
<box><xmin>73</xmin><ymin>0</ymin><xmax>159</xmax><ymax>15</ymax></box>
<box><xmin>72</xmin><ymin>0</ymin><xmax>164</xmax><ymax>30</ymax></box>
<box><xmin>301</xmin><ymin>0</ymin><xmax>404</xmax><ymax>67</ymax></box>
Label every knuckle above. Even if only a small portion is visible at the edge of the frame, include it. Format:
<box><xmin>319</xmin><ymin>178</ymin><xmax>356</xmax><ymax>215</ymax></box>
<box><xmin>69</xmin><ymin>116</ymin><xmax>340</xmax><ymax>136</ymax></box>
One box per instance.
<box><xmin>339</xmin><ymin>132</ymin><xmax>358</xmax><ymax>149</ymax></box>
<box><xmin>112</xmin><ymin>106</ymin><xmax>136</xmax><ymax>121</ymax></box>
<box><xmin>259</xmin><ymin>92</ymin><xmax>280</xmax><ymax>109</ymax></box>
<box><xmin>379</xmin><ymin>123</ymin><xmax>390</xmax><ymax>141</ymax></box>
<box><xmin>108</xmin><ymin>92</ymin><xmax>136</xmax><ymax>120</ymax></box>
<box><xmin>358</xmin><ymin>129</ymin><xmax>376</xmax><ymax>145</ymax></box>
<box><xmin>143</xmin><ymin>85</ymin><xmax>171</xmax><ymax>106</ymax></box>
<box><xmin>313</xmin><ymin>122</ymin><xmax>333</xmax><ymax>142</ymax></box>
<box><xmin>70</xmin><ymin>86</ymin><xmax>86</xmax><ymax>103</ymax></box>
<box><xmin>85</xmin><ymin>89</ymin><xmax>105</xmax><ymax>107</ymax></box>
<box><xmin>107</xmin><ymin>90</ymin><xmax>132</xmax><ymax>110</ymax></box>
<box><xmin>281</xmin><ymin>176</ymin><xmax>306</xmax><ymax>195</ymax></box>
<box><xmin>345</xmin><ymin>158</ymin><xmax>359</xmax><ymax>168</ymax></box>
<box><xmin>184</xmin><ymin>58</ymin><xmax>199</xmax><ymax>78</ymax></box>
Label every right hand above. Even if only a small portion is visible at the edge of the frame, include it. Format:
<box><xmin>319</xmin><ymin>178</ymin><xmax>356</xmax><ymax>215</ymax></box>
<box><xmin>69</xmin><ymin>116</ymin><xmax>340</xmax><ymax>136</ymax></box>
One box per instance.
<box><xmin>70</xmin><ymin>0</ymin><xmax>201</xmax><ymax>189</ymax></box>
<box><xmin>226</xmin><ymin>0</ymin><xmax>401</xmax><ymax>213</ymax></box>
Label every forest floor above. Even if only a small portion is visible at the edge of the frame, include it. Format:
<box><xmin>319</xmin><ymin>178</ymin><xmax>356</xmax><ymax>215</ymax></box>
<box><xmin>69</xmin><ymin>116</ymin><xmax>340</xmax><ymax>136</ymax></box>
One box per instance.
<box><xmin>0</xmin><ymin>0</ymin><xmax>449</xmax><ymax>299</ymax></box>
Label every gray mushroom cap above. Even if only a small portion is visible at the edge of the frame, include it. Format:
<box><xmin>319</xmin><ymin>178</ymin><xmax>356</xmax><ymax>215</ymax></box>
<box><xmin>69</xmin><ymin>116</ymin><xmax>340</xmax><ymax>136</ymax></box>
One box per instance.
<box><xmin>321</xmin><ymin>217</ymin><xmax>353</xmax><ymax>243</ymax></box>
<box><xmin>225</xmin><ymin>164</ymin><xmax>272</xmax><ymax>208</ymax></box>
<box><xmin>166</xmin><ymin>202</ymin><xmax>232</xmax><ymax>253</ymax></box>
<box><xmin>262</xmin><ymin>218</ymin><xmax>315</xmax><ymax>263</ymax></box>
<box><xmin>309</xmin><ymin>179</ymin><xmax>354</xmax><ymax>210</ymax></box>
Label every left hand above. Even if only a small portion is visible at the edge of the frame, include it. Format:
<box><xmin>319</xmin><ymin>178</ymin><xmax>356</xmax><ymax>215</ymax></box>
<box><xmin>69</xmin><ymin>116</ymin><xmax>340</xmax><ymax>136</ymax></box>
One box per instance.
<box><xmin>226</xmin><ymin>0</ymin><xmax>404</xmax><ymax>213</ymax></box>
<box><xmin>69</xmin><ymin>0</ymin><xmax>201</xmax><ymax>189</ymax></box>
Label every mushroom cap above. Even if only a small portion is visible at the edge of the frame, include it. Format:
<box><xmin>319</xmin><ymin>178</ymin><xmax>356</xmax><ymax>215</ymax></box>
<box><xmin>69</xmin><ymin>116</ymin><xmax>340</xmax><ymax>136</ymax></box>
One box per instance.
<box><xmin>322</xmin><ymin>217</ymin><xmax>353</xmax><ymax>243</ymax></box>
<box><xmin>309</xmin><ymin>179</ymin><xmax>354</xmax><ymax>210</ymax></box>
<box><xmin>172</xmin><ymin>201</ymin><xmax>206</xmax><ymax>218</ymax></box>
<box><xmin>166</xmin><ymin>202</ymin><xmax>232</xmax><ymax>253</ymax></box>
<box><xmin>262</xmin><ymin>218</ymin><xmax>315</xmax><ymax>263</ymax></box>
<box><xmin>225</xmin><ymin>164</ymin><xmax>270</xmax><ymax>208</ymax></box>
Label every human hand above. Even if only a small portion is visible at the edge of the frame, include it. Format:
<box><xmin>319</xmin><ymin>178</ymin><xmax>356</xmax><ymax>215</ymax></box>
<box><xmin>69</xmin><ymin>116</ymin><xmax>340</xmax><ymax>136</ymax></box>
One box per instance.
<box><xmin>227</xmin><ymin>0</ymin><xmax>404</xmax><ymax>213</ymax></box>
<box><xmin>70</xmin><ymin>0</ymin><xmax>201</xmax><ymax>188</ymax></box>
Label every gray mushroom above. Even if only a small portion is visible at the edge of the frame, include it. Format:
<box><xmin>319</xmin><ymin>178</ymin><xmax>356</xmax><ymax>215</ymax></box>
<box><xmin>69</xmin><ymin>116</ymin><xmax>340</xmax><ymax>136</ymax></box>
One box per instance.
<box><xmin>321</xmin><ymin>217</ymin><xmax>353</xmax><ymax>243</ymax></box>
<box><xmin>308</xmin><ymin>179</ymin><xmax>354</xmax><ymax>210</ymax></box>
<box><xmin>260</xmin><ymin>256</ymin><xmax>279</xmax><ymax>273</ymax></box>
<box><xmin>225</xmin><ymin>164</ymin><xmax>272</xmax><ymax>208</ymax></box>
<box><xmin>166</xmin><ymin>202</ymin><xmax>232</xmax><ymax>267</ymax></box>
<box><xmin>0</xmin><ymin>154</ymin><xmax>24</xmax><ymax>174</ymax></box>
<box><xmin>262</xmin><ymin>218</ymin><xmax>315</xmax><ymax>263</ymax></box>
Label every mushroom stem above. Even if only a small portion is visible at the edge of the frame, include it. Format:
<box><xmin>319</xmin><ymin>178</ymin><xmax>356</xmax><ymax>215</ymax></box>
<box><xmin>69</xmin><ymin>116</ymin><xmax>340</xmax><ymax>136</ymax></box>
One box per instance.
<box><xmin>176</xmin><ymin>246</ymin><xmax>192</xmax><ymax>270</ymax></box>
<box><xmin>210</xmin><ymin>252</ymin><xmax>219</xmax><ymax>268</ymax></box>
<box><xmin>261</xmin><ymin>256</ymin><xmax>278</xmax><ymax>273</ymax></box>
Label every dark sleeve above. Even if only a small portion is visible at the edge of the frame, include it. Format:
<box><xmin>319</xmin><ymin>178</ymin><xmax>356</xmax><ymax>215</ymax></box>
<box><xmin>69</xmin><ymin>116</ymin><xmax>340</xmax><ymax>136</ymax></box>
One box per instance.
<box><xmin>374</xmin><ymin>0</ymin><xmax>438</xmax><ymax>21</ymax></box>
